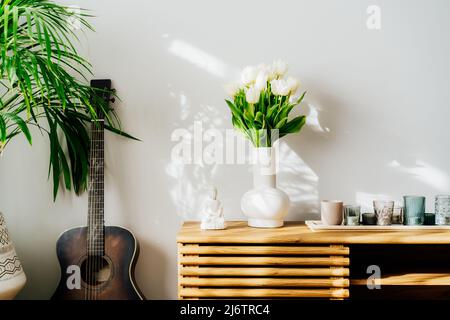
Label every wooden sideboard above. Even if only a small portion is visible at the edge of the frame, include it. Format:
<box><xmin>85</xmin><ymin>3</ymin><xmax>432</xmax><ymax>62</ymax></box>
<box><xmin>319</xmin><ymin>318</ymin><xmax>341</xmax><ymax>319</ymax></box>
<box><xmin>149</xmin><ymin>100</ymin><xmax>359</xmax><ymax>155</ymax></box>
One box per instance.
<box><xmin>177</xmin><ymin>221</ymin><xmax>450</xmax><ymax>300</ymax></box>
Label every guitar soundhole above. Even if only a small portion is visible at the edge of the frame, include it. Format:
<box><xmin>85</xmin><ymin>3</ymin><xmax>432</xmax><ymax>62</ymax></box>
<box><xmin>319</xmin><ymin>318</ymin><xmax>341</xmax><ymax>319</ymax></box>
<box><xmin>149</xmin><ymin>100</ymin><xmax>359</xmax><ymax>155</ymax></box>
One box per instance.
<box><xmin>80</xmin><ymin>256</ymin><xmax>112</xmax><ymax>287</ymax></box>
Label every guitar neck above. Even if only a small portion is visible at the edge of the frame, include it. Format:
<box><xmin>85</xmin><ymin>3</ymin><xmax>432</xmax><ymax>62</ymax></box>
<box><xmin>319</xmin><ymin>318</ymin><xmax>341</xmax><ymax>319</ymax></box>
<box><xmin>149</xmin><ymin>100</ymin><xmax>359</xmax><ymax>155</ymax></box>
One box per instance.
<box><xmin>87</xmin><ymin>119</ymin><xmax>105</xmax><ymax>256</ymax></box>
<box><xmin>87</xmin><ymin>79</ymin><xmax>111</xmax><ymax>257</ymax></box>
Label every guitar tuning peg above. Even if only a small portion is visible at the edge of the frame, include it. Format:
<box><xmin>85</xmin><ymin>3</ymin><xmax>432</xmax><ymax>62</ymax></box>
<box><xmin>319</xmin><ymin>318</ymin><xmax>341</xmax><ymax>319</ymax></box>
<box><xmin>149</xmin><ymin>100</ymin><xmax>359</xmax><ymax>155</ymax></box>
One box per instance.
<box><xmin>110</xmin><ymin>97</ymin><xmax>116</xmax><ymax>103</ymax></box>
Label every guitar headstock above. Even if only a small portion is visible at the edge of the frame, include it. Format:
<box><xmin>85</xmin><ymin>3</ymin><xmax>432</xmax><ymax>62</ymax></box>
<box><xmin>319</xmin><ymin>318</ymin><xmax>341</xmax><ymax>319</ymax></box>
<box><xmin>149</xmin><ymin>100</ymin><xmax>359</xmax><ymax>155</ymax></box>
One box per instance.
<box><xmin>90</xmin><ymin>79</ymin><xmax>113</xmax><ymax>120</ymax></box>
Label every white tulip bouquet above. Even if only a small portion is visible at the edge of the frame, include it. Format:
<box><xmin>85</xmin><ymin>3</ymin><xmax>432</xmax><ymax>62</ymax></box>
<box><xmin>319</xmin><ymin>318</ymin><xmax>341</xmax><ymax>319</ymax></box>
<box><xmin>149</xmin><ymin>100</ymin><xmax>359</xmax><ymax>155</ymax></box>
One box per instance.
<box><xmin>225</xmin><ymin>60</ymin><xmax>306</xmax><ymax>147</ymax></box>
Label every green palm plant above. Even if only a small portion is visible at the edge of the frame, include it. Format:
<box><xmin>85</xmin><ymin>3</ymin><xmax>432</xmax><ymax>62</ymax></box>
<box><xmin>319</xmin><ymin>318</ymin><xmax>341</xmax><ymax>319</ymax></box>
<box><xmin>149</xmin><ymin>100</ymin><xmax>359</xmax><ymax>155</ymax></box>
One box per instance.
<box><xmin>0</xmin><ymin>0</ymin><xmax>135</xmax><ymax>199</ymax></box>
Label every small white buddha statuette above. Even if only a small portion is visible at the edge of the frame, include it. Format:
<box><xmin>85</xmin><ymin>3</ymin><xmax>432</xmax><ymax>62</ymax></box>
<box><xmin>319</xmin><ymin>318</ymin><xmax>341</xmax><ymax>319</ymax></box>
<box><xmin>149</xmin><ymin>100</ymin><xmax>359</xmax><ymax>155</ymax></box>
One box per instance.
<box><xmin>201</xmin><ymin>187</ymin><xmax>225</xmax><ymax>230</ymax></box>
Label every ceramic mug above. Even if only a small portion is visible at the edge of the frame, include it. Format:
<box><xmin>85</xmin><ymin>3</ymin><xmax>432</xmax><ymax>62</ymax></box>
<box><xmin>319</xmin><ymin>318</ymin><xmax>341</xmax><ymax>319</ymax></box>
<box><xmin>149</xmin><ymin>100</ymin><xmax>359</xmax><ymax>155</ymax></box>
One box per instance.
<box><xmin>321</xmin><ymin>200</ymin><xmax>343</xmax><ymax>225</ymax></box>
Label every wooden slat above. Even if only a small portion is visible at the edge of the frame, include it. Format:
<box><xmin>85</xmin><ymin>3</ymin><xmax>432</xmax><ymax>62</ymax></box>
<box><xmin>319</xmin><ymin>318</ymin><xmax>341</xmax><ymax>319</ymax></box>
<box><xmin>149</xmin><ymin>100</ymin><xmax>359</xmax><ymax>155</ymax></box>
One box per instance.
<box><xmin>178</xmin><ymin>243</ymin><xmax>200</xmax><ymax>300</ymax></box>
<box><xmin>351</xmin><ymin>273</ymin><xmax>450</xmax><ymax>286</ymax></box>
<box><xmin>180</xmin><ymin>277</ymin><xmax>349</xmax><ymax>288</ymax></box>
<box><xmin>179</xmin><ymin>245</ymin><xmax>349</xmax><ymax>256</ymax></box>
<box><xmin>180</xmin><ymin>266</ymin><xmax>350</xmax><ymax>277</ymax></box>
<box><xmin>180</xmin><ymin>256</ymin><xmax>349</xmax><ymax>266</ymax></box>
<box><xmin>180</xmin><ymin>267</ymin><xmax>349</xmax><ymax>277</ymax></box>
<box><xmin>180</xmin><ymin>288</ymin><xmax>349</xmax><ymax>298</ymax></box>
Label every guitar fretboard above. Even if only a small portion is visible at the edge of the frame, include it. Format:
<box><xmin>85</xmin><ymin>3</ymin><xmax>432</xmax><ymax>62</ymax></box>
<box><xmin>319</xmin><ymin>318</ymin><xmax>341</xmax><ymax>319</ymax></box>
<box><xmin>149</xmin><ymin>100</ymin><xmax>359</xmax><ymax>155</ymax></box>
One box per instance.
<box><xmin>87</xmin><ymin>120</ymin><xmax>105</xmax><ymax>256</ymax></box>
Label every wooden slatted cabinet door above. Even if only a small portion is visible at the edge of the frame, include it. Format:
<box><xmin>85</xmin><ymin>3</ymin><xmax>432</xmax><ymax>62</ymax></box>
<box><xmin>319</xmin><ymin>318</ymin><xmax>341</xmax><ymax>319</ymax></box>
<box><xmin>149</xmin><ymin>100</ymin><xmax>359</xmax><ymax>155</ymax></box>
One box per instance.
<box><xmin>178</xmin><ymin>243</ymin><xmax>350</xmax><ymax>300</ymax></box>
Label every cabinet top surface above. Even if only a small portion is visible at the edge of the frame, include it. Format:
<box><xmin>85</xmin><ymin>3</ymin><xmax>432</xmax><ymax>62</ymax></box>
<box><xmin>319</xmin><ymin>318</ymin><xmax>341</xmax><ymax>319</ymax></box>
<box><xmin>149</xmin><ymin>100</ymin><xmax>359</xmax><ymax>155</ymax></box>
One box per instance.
<box><xmin>177</xmin><ymin>221</ymin><xmax>450</xmax><ymax>244</ymax></box>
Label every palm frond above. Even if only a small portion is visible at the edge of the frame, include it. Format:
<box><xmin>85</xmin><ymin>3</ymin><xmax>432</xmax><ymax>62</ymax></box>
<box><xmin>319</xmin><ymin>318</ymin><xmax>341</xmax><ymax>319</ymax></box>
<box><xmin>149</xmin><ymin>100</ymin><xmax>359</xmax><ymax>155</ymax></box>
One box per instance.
<box><xmin>0</xmin><ymin>0</ymin><xmax>135</xmax><ymax>198</ymax></box>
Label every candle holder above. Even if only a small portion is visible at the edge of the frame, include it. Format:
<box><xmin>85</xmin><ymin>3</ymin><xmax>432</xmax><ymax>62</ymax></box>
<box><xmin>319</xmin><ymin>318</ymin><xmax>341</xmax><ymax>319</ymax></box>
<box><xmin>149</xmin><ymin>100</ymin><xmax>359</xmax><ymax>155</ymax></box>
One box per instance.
<box><xmin>373</xmin><ymin>200</ymin><xmax>394</xmax><ymax>226</ymax></box>
<box><xmin>344</xmin><ymin>205</ymin><xmax>361</xmax><ymax>226</ymax></box>
<box><xmin>424</xmin><ymin>213</ymin><xmax>436</xmax><ymax>225</ymax></box>
<box><xmin>403</xmin><ymin>196</ymin><xmax>425</xmax><ymax>225</ymax></box>
<box><xmin>392</xmin><ymin>206</ymin><xmax>404</xmax><ymax>224</ymax></box>
<box><xmin>362</xmin><ymin>213</ymin><xmax>377</xmax><ymax>225</ymax></box>
<box><xmin>435</xmin><ymin>195</ymin><xmax>450</xmax><ymax>225</ymax></box>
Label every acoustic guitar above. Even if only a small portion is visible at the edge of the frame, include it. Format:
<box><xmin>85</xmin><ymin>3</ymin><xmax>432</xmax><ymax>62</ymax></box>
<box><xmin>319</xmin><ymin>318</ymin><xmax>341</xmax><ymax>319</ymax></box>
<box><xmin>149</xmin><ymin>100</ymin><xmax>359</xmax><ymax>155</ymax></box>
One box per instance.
<box><xmin>52</xmin><ymin>80</ymin><xmax>144</xmax><ymax>300</ymax></box>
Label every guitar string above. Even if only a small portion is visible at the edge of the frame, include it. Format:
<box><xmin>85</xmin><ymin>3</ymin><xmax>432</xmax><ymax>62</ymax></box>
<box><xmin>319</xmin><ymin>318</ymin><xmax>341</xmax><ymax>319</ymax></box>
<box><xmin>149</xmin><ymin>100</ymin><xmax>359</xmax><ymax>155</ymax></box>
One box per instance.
<box><xmin>90</xmin><ymin>123</ymin><xmax>97</xmax><ymax>300</ymax></box>
<box><xmin>86</xmin><ymin>126</ymin><xmax>89</xmax><ymax>300</ymax></box>
<box><xmin>100</xmin><ymin>121</ymin><xmax>104</xmax><ymax>300</ymax></box>
<box><xmin>91</xmin><ymin>122</ymin><xmax>100</xmax><ymax>300</ymax></box>
<box><xmin>95</xmin><ymin>123</ymin><xmax>102</xmax><ymax>300</ymax></box>
<box><xmin>89</xmin><ymin>126</ymin><xmax>96</xmax><ymax>300</ymax></box>
<box><xmin>91</xmin><ymin>122</ymin><xmax>99</xmax><ymax>300</ymax></box>
<box><xmin>95</xmin><ymin>121</ymin><xmax>105</xmax><ymax>300</ymax></box>
<box><xmin>100</xmin><ymin>121</ymin><xmax>104</xmax><ymax>299</ymax></box>
<box><xmin>86</xmin><ymin>121</ymin><xmax>93</xmax><ymax>300</ymax></box>
<box><xmin>94</xmin><ymin>124</ymin><xmax>97</xmax><ymax>300</ymax></box>
<box><xmin>93</xmin><ymin>123</ymin><xmax>98</xmax><ymax>300</ymax></box>
<box><xmin>94</xmin><ymin>124</ymin><xmax>98</xmax><ymax>300</ymax></box>
<box><xmin>90</xmin><ymin>125</ymin><xmax>94</xmax><ymax>300</ymax></box>
<box><xmin>97</xmin><ymin>122</ymin><xmax>104</xmax><ymax>300</ymax></box>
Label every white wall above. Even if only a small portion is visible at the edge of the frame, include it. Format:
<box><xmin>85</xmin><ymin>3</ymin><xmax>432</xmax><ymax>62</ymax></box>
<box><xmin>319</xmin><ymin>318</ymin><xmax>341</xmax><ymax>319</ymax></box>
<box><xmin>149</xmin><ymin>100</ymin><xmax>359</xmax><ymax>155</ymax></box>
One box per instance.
<box><xmin>1</xmin><ymin>0</ymin><xmax>450</xmax><ymax>299</ymax></box>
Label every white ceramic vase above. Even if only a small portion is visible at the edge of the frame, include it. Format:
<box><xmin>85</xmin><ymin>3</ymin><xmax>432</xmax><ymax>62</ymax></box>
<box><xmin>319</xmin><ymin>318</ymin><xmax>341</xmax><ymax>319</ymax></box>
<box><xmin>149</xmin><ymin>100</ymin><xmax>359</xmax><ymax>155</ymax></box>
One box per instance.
<box><xmin>0</xmin><ymin>213</ymin><xmax>26</xmax><ymax>300</ymax></box>
<box><xmin>241</xmin><ymin>147</ymin><xmax>290</xmax><ymax>228</ymax></box>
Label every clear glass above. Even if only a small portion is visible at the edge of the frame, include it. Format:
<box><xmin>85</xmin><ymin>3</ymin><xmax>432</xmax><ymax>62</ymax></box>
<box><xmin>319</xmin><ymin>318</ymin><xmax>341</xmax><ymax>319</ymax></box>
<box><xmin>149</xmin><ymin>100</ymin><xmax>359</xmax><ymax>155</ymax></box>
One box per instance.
<box><xmin>435</xmin><ymin>195</ymin><xmax>450</xmax><ymax>225</ymax></box>
<box><xmin>403</xmin><ymin>196</ymin><xmax>425</xmax><ymax>225</ymax></box>
<box><xmin>344</xmin><ymin>205</ymin><xmax>361</xmax><ymax>226</ymax></box>
<box><xmin>373</xmin><ymin>200</ymin><xmax>394</xmax><ymax>226</ymax></box>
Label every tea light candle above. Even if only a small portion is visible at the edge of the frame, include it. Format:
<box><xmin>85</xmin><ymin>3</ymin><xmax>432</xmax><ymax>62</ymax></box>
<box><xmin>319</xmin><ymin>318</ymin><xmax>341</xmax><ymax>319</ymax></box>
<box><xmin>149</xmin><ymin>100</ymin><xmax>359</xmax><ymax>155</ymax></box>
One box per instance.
<box><xmin>424</xmin><ymin>213</ymin><xmax>435</xmax><ymax>225</ymax></box>
<box><xmin>346</xmin><ymin>216</ymin><xmax>359</xmax><ymax>226</ymax></box>
<box><xmin>362</xmin><ymin>213</ymin><xmax>377</xmax><ymax>225</ymax></box>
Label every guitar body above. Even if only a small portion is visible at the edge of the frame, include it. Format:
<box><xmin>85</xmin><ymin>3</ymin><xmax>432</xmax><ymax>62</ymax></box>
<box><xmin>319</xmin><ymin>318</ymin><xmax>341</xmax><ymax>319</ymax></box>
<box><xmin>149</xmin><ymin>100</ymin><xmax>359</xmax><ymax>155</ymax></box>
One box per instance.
<box><xmin>52</xmin><ymin>226</ymin><xmax>144</xmax><ymax>300</ymax></box>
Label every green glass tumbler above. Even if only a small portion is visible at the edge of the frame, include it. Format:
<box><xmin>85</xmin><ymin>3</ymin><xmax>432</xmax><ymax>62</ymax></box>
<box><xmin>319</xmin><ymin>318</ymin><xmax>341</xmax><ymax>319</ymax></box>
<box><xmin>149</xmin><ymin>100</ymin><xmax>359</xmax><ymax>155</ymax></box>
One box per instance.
<box><xmin>403</xmin><ymin>196</ymin><xmax>425</xmax><ymax>225</ymax></box>
<box><xmin>344</xmin><ymin>205</ymin><xmax>361</xmax><ymax>226</ymax></box>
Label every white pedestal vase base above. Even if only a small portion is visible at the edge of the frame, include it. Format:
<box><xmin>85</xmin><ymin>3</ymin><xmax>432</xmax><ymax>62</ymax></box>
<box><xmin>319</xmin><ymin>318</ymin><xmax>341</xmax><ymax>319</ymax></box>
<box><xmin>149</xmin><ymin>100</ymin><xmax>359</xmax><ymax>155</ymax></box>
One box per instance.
<box><xmin>248</xmin><ymin>218</ymin><xmax>284</xmax><ymax>228</ymax></box>
<box><xmin>241</xmin><ymin>147</ymin><xmax>290</xmax><ymax>228</ymax></box>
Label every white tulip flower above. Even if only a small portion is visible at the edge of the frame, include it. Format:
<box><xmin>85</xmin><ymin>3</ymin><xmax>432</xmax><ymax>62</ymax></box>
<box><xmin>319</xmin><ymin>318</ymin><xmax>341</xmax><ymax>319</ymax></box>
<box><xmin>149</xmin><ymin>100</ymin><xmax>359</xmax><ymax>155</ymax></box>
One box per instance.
<box><xmin>257</xmin><ymin>63</ymin><xmax>276</xmax><ymax>80</ymax></box>
<box><xmin>240</xmin><ymin>66</ymin><xmax>258</xmax><ymax>86</ymax></box>
<box><xmin>272</xmin><ymin>60</ymin><xmax>288</xmax><ymax>77</ymax></box>
<box><xmin>254</xmin><ymin>70</ymin><xmax>269</xmax><ymax>91</ymax></box>
<box><xmin>286</xmin><ymin>77</ymin><xmax>300</xmax><ymax>95</ymax></box>
<box><xmin>270</xmin><ymin>79</ymin><xmax>290</xmax><ymax>96</ymax></box>
<box><xmin>257</xmin><ymin>63</ymin><xmax>269</xmax><ymax>72</ymax></box>
<box><xmin>224</xmin><ymin>82</ymin><xmax>241</xmax><ymax>97</ymax></box>
<box><xmin>245</xmin><ymin>86</ymin><xmax>261</xmax><ymax>104</ymax></box>
<box><xmin>288</xmin><ymin>95</ymin><xmax>297</xmax><ymax>104</ymax></box>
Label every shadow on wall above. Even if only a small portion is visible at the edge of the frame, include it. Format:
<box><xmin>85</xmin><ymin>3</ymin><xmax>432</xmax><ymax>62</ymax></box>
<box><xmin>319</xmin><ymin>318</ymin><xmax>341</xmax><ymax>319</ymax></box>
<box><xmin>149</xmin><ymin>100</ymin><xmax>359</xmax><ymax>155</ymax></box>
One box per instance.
<box><xmin>162</xmin><ymin>36</ymin><xmax>450</xmax><ymax>220</ymax></box>
<box><xmin>290</xmin><ymin>85</ymin><xmax>450</xmax><ymax>212</ymax></box>
<box><xmin>277</xmin><ymin>141</ymin><xmax>319</xmax><ymax>221</ymax></box>
<box><xmin>164</xmin><ymin>37</ymin><xmax>331</xmax><ymax>220</ymax></box>
<box><xmin>165</xmin><ymin>94</ymin><xmax>227</xmax><ymax>220</ymax></box>
<box><xmin>165</xmin><ymin>93</ymin><xmax>330</xmax><ymax>221</ymax></box>
<box><xmin>165</xmin><ymin>37</ymin><xmax>239</xmax><ymax>219</ymax></box>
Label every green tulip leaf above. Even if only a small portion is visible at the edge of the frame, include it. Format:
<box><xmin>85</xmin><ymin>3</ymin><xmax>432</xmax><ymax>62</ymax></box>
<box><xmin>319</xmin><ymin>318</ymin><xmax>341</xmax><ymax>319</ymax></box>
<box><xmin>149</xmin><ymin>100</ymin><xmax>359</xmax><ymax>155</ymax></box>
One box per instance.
<box><xmin>275</xmin><ymin>117</ymin><xmax>287</xmax><ymax>129</ymax></box>
<box><xmin>0</xmin><ymin>114</ymin><xmax>6</xmax><ymax>143</ymax></box>
<box><xmin>281</xmin><ymin>115</ymin><xmax>306</xmax><ymax>135</ymax></box>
